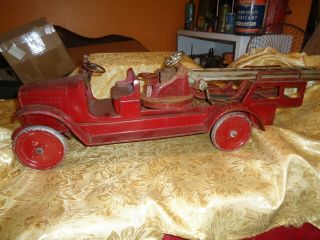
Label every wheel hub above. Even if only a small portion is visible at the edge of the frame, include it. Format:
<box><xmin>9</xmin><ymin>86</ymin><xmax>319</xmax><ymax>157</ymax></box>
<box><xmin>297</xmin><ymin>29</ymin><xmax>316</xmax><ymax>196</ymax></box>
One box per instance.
<box><xmin>35</xmin><ymin>147</ymin><xmax>44</xmax><ymax>155</ymax></box>
<box><xmin>229</xmin><ymin>130</ymin><xmax>238</xmax><ymax>138</ymax></box>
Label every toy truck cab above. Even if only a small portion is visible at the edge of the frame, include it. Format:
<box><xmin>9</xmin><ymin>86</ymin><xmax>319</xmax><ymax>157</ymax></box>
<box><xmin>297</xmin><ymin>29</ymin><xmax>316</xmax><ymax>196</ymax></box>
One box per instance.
<box><xmin>12</xmin><ymin>53</ymin><xmax>320</xmax><ymax>170</ymax></box>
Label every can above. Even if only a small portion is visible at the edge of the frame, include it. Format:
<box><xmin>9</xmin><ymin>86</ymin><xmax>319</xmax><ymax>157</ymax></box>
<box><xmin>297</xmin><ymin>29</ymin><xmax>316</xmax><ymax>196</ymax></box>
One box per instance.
<box><xmin>224</xmin><ymin>13</ymin><xmax>236</xmax><ymax>33</ymax></box>
<box><xmin>235</xmin><ymin>0</ymin><xmax>267</xmax><ymax>35</ymax></box>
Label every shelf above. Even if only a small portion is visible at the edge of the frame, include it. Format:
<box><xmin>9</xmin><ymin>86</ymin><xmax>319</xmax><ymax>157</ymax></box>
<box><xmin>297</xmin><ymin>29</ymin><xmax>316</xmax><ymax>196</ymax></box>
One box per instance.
<box><xmin>177</xmin><ymin>30</ymin><xmax>250</xmax><ymax>60</ymax></box>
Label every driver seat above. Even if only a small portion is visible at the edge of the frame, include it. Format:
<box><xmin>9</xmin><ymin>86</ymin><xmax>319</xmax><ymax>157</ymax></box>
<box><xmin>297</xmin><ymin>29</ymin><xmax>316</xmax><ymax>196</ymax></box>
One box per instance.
<box><xmin>111</xmin><ymin>68</ymin><xmax>141</xmax><ymax>117</ymax></box>
<box><xmin>140</xmin><ymin>67</ymin><xmax>193</xmax><ymax>109</ymax></box>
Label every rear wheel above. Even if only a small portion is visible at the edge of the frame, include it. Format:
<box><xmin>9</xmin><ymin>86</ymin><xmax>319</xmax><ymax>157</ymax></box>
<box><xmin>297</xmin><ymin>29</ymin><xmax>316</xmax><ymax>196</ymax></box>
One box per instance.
<box><xmin>211</xmin><ymin>112</ymin><xmax>252</xmax><ymax>151</ymax></box>
<box><xmin>13</xmin><ymin>126</ymin><xmax>67</xmax><ymax>170</ymax></box>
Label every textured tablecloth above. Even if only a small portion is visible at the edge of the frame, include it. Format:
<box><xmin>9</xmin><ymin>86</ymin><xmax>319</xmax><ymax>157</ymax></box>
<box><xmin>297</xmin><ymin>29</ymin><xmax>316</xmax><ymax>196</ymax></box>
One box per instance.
<box><xmin>0</xmin><ymin>51</ymin><xmax>320</xmax><ymax>240</ymax></box>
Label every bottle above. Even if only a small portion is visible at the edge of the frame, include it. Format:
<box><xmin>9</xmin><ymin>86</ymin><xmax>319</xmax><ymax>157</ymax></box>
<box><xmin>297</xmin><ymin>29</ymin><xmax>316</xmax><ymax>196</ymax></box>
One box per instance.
<box><xmin>197</xmin><ymin>0</ymin><xmax>217</xmax><ymax>31</ymax></box>
<box><xmin>216</xmin><ymin>0</ymin><xmax>232</xmax><ymax>33</ymax></box>
<box><xmin>265</xmin><ymin>0</ymin><xmax>290</xmax><ymax>33</ymax></box>
<box><xmin>184</xmin><ymin>0</ymin><xmax>195</xmax><ymax>30</ymax></box>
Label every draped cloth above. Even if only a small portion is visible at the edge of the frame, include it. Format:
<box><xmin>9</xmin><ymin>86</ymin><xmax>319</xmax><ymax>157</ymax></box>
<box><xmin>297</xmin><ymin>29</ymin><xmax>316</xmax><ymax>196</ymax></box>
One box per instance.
<box><xmin>0</xmin><ymin>50</ymin><xmax>319</xmax><ymax>240</ymax></box>
<box><xmin>228</xmin><ymin>47</ymin><xmax>320</xmax><ymax>68</ymax></box>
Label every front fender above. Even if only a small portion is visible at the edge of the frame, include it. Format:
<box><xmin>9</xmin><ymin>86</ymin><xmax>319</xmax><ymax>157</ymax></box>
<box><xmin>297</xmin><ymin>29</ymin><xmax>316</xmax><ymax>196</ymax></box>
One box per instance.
<box><xmin>15</xmin><ymin>104</ymin><xmax>90</xmax><ymax>144</ymax></box>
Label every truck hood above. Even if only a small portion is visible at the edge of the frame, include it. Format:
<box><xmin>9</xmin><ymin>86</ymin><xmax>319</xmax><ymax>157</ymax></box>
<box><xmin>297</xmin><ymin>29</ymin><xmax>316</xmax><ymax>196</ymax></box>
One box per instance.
<box><xmin>17</xmin><ymin>75</ymin><xmax>83</xmax><ymax>112</ymax></box>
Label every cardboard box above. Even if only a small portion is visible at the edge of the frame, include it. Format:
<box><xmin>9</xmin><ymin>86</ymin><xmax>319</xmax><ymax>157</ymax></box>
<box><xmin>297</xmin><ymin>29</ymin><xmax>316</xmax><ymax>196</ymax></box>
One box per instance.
<box><xmin>0</xmin><ymin>18</ymin><xmax>75</xmax><ymax>84</ymax></box>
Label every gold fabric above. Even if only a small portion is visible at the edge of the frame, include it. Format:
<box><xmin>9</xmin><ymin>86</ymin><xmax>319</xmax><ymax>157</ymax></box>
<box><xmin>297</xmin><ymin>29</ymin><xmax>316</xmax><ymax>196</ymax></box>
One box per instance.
<box><xmin>0</xmin><ymin>51</ymin><xmax>320</xmax><ymax>240</ymax></box>
<box><xmin>228</xmin><ymin>47</ymin><xmax>320</xmax><ymax>68</ymax></box>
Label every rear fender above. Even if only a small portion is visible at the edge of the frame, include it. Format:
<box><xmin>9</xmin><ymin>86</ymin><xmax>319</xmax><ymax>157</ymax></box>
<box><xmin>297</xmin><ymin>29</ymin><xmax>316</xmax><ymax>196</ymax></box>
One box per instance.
<box><xmin>207</xmin><ymin>105</ymin><xmax>265</xmax><ymax>131</ymax></box>
<box><xmin>15</xmin><ymin>104</ymin><xmax>90</xmax><ymax>144</ymax></box>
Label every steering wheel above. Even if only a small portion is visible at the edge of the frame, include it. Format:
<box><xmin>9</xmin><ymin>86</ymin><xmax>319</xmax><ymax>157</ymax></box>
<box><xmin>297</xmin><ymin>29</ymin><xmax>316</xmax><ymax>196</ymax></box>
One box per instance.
<box><xmin>82</xmin><ymin>55</ymin><xmax>105</xmax><ymax>74</ymax></box>
<box><xmin>82</xmin><ymin>61</ymin><xmax>106</xmax><ymax>74</ymax></box>
<box><xmin>165</xmin><ymin>51</ymin><xmax>185</xmax><ymax>67</ymax></box>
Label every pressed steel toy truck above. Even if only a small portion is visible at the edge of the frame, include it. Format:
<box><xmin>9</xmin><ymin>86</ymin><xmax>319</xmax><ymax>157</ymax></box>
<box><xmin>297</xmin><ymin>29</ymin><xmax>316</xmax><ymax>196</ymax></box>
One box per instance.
<box><xmin>12</xmin><ymin>53</ymin><xmax>320</xmax><ymax>169</ymax></box>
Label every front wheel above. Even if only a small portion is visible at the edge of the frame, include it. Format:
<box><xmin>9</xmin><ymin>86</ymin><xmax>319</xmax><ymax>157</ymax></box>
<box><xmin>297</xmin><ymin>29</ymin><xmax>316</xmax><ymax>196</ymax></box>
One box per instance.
<box><xmin>13</xmin><ymin>126</ymin><xmax>67</xmax><ymax>170</ymax></box>
<box><xmin>211</xmin><ymin>112</ymin><xmax>252</xmax><ymax>151</ymax></box>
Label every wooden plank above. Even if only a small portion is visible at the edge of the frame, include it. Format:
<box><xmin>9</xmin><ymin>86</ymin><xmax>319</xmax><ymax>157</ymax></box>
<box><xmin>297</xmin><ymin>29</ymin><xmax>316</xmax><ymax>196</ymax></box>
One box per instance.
<box><xmin>303</xmin><ymin>24</ymin><xmax>320</xmax><ymax>55</ymax></box>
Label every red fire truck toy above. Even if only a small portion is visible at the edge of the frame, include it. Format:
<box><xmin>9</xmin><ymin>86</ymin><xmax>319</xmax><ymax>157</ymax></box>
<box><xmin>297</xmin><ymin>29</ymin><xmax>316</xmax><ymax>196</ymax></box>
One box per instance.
<box><xmin>12</xmin><ymin>53</ymin><xmax>320</xmax><ymax>169</ymax></box>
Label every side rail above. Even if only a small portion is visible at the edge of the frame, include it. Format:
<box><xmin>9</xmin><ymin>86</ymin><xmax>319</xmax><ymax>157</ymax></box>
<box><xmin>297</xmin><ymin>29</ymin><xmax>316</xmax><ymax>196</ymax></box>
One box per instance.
<box><xmin>256</xmin><ymin>68</ymin><xmax>320</xmax><ymax>82</ymax></box>
<box><xmin>188</xmin><ymin>67</ymin><xmax>320</xmax><ymax>88</ymax></box>
<box><xmin>242</xmin><ymin>74</ymin><xmax>310</xmax><ymax>109</ymax></box>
